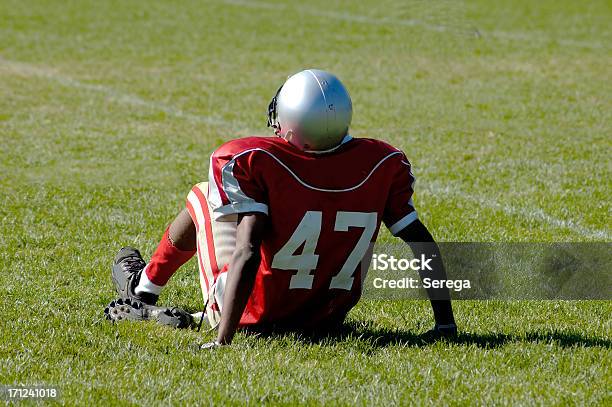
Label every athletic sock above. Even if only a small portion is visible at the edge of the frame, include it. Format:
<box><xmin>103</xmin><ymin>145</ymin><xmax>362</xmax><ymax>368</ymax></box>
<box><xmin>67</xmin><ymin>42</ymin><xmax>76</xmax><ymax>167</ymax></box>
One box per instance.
<box><xmin>135</xmin><ymin>227</ymin><xmax>196</xmax><ymax>295</ymax></box>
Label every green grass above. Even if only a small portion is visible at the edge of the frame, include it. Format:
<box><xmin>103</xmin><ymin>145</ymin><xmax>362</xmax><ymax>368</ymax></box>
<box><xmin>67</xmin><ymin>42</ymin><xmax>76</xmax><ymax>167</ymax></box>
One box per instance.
<box><xmin>1</xmin><ymin>0</ymin><xmax>610</xmax><ymax>404</ymax></box>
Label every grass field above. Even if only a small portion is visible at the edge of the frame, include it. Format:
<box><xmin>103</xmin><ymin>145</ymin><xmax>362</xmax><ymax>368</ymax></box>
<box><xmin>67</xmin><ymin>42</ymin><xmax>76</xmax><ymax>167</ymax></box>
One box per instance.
<box><xmin>1</xmin><ymin>0</ymin><xmax>611</xmax><ymax>404</ymax></box>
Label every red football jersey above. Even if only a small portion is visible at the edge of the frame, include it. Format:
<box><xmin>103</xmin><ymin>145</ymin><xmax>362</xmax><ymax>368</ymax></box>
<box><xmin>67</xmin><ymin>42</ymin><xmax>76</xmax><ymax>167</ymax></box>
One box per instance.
<box><xmin>208</xmin><ymin>135</ymin><xmax>417</xmax><ymax>328</ymax></box>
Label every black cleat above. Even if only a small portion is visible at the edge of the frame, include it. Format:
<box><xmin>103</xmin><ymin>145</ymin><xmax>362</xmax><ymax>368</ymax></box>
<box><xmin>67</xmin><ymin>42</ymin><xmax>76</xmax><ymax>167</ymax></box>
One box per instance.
<box><xmin>104</xmin><ymin>298</ymin><xmax>194</xmax><ymax>329</ymax></box>
<box><xmin>111</xmin><ymin>247</ymin><xmax>158</xmax><ymax>305</ymax></box>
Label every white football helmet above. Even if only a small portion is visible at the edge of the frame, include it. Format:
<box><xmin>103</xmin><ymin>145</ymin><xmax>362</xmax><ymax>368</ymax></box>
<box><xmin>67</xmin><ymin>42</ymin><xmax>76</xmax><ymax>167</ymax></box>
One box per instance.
<box><xmin>267</xmin><ymin>69</ymin><xmax>352</xmax><ymax>151</ymax></box>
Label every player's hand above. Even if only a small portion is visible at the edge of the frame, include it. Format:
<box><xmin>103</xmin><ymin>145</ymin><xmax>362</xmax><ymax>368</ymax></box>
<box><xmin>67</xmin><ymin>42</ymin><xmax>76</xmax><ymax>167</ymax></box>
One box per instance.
<box><xmin>200</xmin><ymin>341</ymin><xmax>223</xmax><ymax>350</ymax></box>
<box><xmin>429</xmin><ymin>323</ymin><xmax>458</xmax><ymax>337</ymax></box>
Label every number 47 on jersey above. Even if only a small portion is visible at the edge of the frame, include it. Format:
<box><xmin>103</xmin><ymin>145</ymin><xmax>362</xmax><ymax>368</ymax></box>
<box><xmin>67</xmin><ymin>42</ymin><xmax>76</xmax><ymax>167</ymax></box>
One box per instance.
<box><xmin>271</xmin><ymin>211</ymin><xmax>377</xmax><ymax>290</ymax></box>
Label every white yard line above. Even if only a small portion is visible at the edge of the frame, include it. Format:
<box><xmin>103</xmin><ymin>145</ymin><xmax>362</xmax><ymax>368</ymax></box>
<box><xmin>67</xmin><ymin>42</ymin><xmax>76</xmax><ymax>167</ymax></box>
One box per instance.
<box><xmin>2</xmin><ymin>57</ymin><xmax>609</xmax><ymax>240</ymax></box>
<box><xmin>223</xmin><ymin>0</ymin><xmax>452</xmax><ymax>32</ymax></box>
<box><xmin>221</xmin><ymin>0</ymin><xmax>607</xmax><ymax>50</ymax></box>
<box><xmin>0</xmin><ymin>57</ymin><xmax>234</xmax><ymax>129</ymax></box>
<box><xmin>424</xmin><ymin>181</ymin><xmax>611</xmax><ymax>240</ymax></box>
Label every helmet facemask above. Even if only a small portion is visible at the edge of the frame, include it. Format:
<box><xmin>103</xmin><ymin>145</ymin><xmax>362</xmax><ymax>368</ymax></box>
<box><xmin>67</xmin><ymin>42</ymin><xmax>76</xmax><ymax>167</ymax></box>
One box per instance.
<box><xmin>266</xmin><ymin>85</ymin><xmax>283</xmax><ymax>136</ymax></box>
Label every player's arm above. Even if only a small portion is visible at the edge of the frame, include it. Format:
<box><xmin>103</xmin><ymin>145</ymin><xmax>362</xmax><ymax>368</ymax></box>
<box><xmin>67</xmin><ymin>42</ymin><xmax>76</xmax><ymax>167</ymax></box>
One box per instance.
<box><xmin>396</xmin><ymin>219</ymin><xmax>457</xmax><ymax>335</ymax></box>
<box><xmin>215</xmin><ymin>212</ymin><xmax>267</xmax><ymax>345</ymax></box>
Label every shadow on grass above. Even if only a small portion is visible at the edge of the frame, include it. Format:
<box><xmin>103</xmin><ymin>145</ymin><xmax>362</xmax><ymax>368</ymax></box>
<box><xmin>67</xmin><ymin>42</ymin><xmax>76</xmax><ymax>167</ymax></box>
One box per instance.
<box><xmin>244</xmin><ymin>321</ymin><xmax>611</xmax><ymax>349</ymax></box>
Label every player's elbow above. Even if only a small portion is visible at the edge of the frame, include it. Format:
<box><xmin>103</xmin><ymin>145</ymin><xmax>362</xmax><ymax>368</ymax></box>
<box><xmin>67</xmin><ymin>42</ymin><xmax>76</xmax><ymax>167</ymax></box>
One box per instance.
<box><xmin>397</xmin><ymin>219</ymin><xmax>435</xmax><ymax>243</ymax></box>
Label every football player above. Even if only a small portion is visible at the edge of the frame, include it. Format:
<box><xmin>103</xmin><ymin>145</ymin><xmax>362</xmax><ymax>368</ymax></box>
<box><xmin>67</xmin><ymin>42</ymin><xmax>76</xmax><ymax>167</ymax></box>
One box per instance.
<box><xmin>108</xmin><ymin>69</ymin><xmax>457</xmax><ymax>346</ymax></box>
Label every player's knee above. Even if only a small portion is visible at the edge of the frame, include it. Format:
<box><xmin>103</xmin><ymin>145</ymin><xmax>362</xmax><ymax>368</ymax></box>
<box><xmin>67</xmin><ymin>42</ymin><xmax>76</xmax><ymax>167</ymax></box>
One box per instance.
<box><xmin>168</xmin><ymin>208</ymin><xmax>197</xmax><ymax>251</ymax></box>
